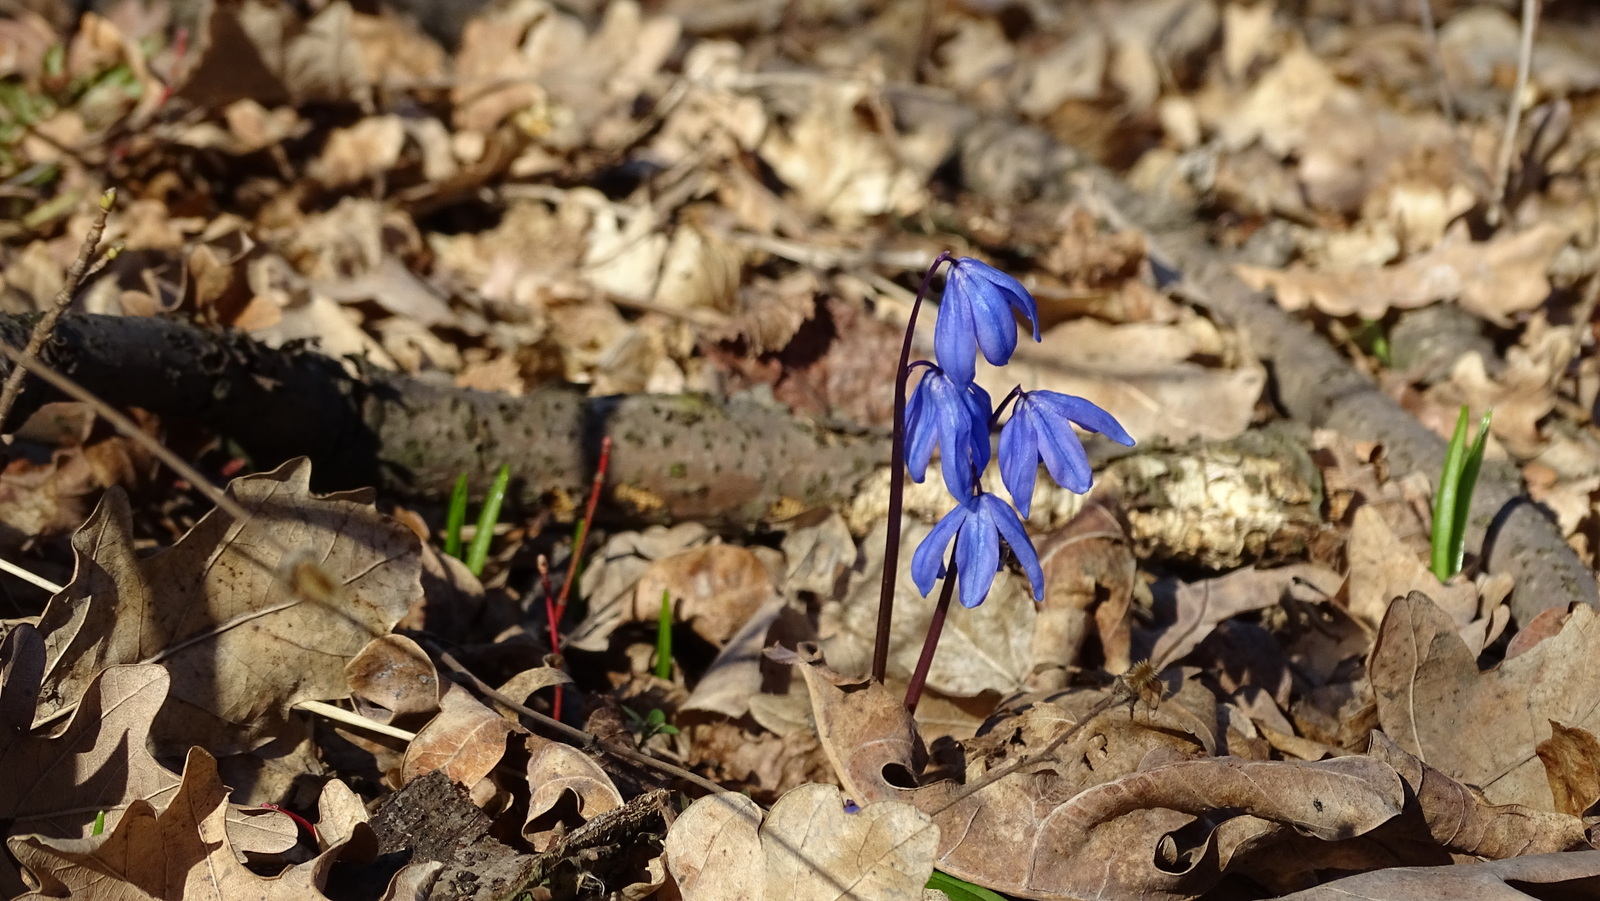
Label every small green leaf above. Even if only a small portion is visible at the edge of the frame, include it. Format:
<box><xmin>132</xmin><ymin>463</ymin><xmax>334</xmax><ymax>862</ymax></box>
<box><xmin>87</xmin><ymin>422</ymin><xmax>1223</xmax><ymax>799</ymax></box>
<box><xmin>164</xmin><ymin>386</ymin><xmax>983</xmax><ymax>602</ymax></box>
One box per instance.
<box><xmin>654</xmin><ymin>589</ymin><xmax>673</xmax><ymax>680</ymax></box>
<box><xmin>465</xmin><ymin>464</ymin><xmax>511</xmax><ymax>577</ymax></box>
<box><xmin>444</xmin><ymin>472</ymin><xmax>469</xmax><ymax>560</ymax></box>
<box><xmin>1448</xmin><ymin>409</ymin><xmax>1493</xmax><ymax>578</ymax></box>
<box><xmin>1430</xmin><ymin>406</ymin><xmax>1472</xmax><ymax>581</ymax></box>
<box><xmin>925</xmin><ymin>869</ymin><xmax>1011</xmax><ymax>901</ymax></box>
<box><xmin>91</xmin><ymin>810</ymin><xmax>105</xmax><ymax>836</ymax></box>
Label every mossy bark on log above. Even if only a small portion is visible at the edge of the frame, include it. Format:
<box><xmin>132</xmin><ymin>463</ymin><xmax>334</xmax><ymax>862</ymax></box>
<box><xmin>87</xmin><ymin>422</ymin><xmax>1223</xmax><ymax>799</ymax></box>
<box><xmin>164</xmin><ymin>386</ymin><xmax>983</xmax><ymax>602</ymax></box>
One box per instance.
<box><xmin>0</xmin><ymin>314</ymin><xmax>886</xmax><ymax>529</ymax></box>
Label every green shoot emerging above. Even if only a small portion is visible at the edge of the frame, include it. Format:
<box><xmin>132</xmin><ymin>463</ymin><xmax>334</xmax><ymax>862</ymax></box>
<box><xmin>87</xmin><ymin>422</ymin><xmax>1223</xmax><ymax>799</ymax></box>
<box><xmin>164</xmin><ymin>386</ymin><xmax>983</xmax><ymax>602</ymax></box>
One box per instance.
<box><xmin>444</xmin><ymin>473</ymin><xmax>469</xmax><ymax>560</ymax></box>
<box><xmin>1430</xmin><ymin>406</ymin><xmax>1492</xmax><ymax>581</ymax></box>
<box><xmin>925</xmin><ymin>870</ymin><xmax>1012</xmax><ymax>901</ymax></box>
<box><xmin>464</xmin><ymin>464</ymin><xmax>511</xmax><ymax>578</ymax></box>
<box><xmin>91</xmin><ymin>810</ymin><xmax>105</xmax><ymax>837</ymax></box>
<box><xmin>654</xmin><ymin>589</ymin><xmax>673</xmax><ymax>680</ymax></box>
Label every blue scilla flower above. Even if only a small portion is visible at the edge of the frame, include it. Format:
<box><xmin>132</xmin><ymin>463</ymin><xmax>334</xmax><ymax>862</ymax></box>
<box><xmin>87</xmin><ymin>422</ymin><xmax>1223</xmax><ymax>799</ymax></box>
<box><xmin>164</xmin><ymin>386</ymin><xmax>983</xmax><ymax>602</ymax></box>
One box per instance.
<box><xmin>936</xmin><ymin>258</ymin><xmax>1043</xmax><ymax>384</ymax></box>
<box><xmin>904</xmin><ymin>364</ymin><xmax>992</xmax><ymax>499</ymax></box>
<box><xmin>911</xmin><ymin>492</ymin><xmax>1044</xmax><ymax>609</ymax></box>
<box><xmin>999</xmin><ymin>389</ymin><xmax>1135</xmax><ymax>517</ymax></box>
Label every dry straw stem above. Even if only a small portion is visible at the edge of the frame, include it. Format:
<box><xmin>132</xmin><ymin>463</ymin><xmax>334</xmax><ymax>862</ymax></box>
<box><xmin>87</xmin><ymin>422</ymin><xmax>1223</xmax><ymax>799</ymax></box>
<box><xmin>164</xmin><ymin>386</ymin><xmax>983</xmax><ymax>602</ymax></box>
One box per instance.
<box><xmin>1490</xmin><ymin>0</ymin><xmax>1542</xmax><ymax>225</ymax></box>
<box><xmin>0</xmin><ymin>188</ymin><xmax>117</xmax><ymax>429</ymax></box>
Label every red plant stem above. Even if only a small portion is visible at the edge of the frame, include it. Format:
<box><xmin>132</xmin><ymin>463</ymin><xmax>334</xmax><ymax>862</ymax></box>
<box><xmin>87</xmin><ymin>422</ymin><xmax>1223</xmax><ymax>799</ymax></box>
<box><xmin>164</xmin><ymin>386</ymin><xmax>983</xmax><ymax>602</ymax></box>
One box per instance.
<box><xmin>261</xmin><ymin>803</ymin><xmax>318</xmax><ymax>844</ymax></box>
<box><xmin>904</xmin><ymin>554</ymin><xmax>958</xmax><ymax>714</ymax></box>
<box><xmin>538</xmin><ymin>555</ymin><xmax>563</xmax><ymax>720</ymax></box>
<box><xmin>872</xmin><ymin>251</ymin><xmax>952</xmax><ymax>684</ymax></box>
<box><xmin>555</xmin><ymin>435</ymin><xmax>611</xmax><ymax>626</ymax></box>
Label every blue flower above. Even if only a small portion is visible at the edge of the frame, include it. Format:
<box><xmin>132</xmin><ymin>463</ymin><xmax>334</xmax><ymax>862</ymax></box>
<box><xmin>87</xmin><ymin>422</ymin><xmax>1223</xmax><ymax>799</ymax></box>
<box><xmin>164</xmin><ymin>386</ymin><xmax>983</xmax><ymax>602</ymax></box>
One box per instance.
<box><xmin>999</xmin><ymin>389</ymin><xmax>1135</xmax><ymax>517</ymax></box>
<box><xmin>904</xmin><ymin>365</ymin><xmax>992</xmax><ymax>499</ymax></box>
<box><xmin>935</xmin><ymin>258</ymin><xmax>1043</xmax><ymax>384</ymax></box>
<box><xmin>911</xmin><ymin>492</ymin><xmax>1043</xmax><ymax>608</ymax></box>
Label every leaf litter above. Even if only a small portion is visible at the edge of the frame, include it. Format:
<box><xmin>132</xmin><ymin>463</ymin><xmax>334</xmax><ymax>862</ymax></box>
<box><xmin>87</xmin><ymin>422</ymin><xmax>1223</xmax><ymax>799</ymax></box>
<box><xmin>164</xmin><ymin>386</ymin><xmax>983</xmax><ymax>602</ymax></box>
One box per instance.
<box><xmin>7</xmin><ymin>0</ymin><xmax>1600</xmax><ymax>899</ymax></box>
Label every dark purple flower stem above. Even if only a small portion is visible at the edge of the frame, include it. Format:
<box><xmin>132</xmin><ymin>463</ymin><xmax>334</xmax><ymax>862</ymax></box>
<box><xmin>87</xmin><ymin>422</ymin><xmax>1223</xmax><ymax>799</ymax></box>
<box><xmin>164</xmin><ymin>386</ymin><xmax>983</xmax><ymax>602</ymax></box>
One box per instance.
<box><xmin>904</xmin><ymin>553</ymin><xmax>958</xmax><ymax>713</ymax></box>
<box><xmin>873</xmin><ymin>250</ymin><xmax>952</xmax><ymax>684</ymax></box>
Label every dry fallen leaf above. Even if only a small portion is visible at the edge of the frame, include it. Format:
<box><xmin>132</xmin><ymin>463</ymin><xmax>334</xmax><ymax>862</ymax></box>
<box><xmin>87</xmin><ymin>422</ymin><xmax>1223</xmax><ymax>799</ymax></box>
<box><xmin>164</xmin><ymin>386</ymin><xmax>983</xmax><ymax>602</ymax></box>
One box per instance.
<box><xmin>1271</xmin><ymin>849</ymin><xmax>1600</xmax><ymax>900</ymax></box>
<box><xmin>35</xmin><ymin>457</ymin><xmax>422</xmax><ymax>756</ymax></box>
<box><xmin>665</xmin><ymin>782</ymin><xmax>937</xmax><ymax>901</ymax></box>
<box><xmin>521</xmin><ymin>732</ymin><xmax>624</xmax><ymax>851</ymax></box>
<box><xmin>400</xmin><ymin>683</ymin><xmax>516</xmax><ymax>789</ymax></box>
<box><xmin>1370</xmin><ymin>593</ymin><xmax>1600</xmax><ymax>809</ymax></box>
<box><xmin>10</xmin><ymin>747</ymin><xmax>357</xmax><ymax>900</ymax></box>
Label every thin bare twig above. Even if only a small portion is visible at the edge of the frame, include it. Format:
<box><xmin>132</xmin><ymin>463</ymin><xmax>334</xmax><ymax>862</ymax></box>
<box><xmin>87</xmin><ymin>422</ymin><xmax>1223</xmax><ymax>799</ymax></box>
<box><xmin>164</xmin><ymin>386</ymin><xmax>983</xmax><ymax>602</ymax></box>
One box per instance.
<box><xmin>0</xmin><ymin>189</ymin><xmax>116</xmax><ymax>430</ymax></box>
<box><xmin>1490</xmin><ymin>0</ymin><xmax>1541</xmax><ymax>226</ymax></box>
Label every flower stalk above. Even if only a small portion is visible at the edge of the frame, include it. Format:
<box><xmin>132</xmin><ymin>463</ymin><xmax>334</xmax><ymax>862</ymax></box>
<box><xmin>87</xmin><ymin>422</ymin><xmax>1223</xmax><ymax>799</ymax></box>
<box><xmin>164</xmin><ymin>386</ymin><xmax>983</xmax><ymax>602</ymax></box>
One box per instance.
<box><xmin>869</xmin><ymin>254</ymin><xmax>1135</xmax><ymax>713</ymax></box>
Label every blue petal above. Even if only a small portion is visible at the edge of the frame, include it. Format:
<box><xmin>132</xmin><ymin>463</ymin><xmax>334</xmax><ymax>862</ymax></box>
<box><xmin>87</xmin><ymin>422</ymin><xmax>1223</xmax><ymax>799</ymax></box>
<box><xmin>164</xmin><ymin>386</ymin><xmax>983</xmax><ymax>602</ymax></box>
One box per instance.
<box><xmin>962</xmin><ymin>259</ymin><xmax>1041</xmax><ymax>343</ymax></box>
<box><xmin>903</xmin><ymin>376</ymin><xmax>935</xmax><ymax>483</ymax></box>
<box><xmin>911</xmin><ymin>503</ymin><xmax>968</xmax><ymax>596</ymax></box>
<box><xmin>1036</xmin><ymin>391</ymin><xmax>1135</xmax><ymax>447</ymax></box>
<box><xmin>1034</xmin><ymin>406</ymin><xmax>1092</xmax><ymax>494</ymax></box>
<box><xmin>998</xmin><ymin>402</ymin><xmax>1040</xmax><ymax>517</ymax></box>
<box><xmin>967</xmin><ymin>277</ymin><xmax>1019</xmax><ymax>369</ymax></box>
<box><xmin>934</xmin><ymin>290</ymin><xmax>978</xmax><ymax>384</ymax></box>
<box><xmin>931</xmin><ymin>376</ymin><xmax>978</xmax><ymax>498</ymax></box>
<box><xmin>954</xmin><ymin>499</ymin><xmax>1000</xmax><ymax>608</ymax></box>
<box><xmin>979</xmin><ymin>494</ymin><xmax>1044</xmax><ymax>601</ymax></box>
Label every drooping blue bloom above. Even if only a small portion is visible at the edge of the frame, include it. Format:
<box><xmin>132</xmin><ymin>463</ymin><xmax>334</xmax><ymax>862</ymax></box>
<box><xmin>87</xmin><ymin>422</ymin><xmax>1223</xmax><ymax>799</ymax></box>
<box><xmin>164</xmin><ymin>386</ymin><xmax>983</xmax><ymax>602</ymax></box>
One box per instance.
<box><xmin>935</xmin><ymin>258</ymin><xmax>1043</xmax><ymax>384</ymax></box>
<box><xmin>911</xmin><ymin>492</ymin><xmax>1043</xmax><ymax>608</ymax></box>
<box><xmin>904</xmin><ymin>365</ymin><xmax>992</xmax><ymax>499</ymax></box>
<box><xmin>999</xmin><ymin>389</ymin><xmax>1135</xmax><ymax>517</ymax></box>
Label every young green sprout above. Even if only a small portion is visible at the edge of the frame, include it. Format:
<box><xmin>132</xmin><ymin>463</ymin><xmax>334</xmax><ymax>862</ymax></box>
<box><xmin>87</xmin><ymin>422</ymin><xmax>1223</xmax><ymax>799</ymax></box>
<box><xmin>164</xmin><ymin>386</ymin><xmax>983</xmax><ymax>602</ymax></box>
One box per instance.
<box><xmin>464</xmin><ymin>464</ymin><xmax>512</xmax><ymax>577</ymax></box>
<box><xmin>654</xmin><ymin>589</ymin><xmax>673</xmax><ymax>680</ymax></box>
<box><xmin>925</xmin><ymin>870</ymin><xmax>1009</xmax><ymax>901</ymax></box>
<box><xmin>1431</xmin><ymin>406</ymin><xmax>1492</xmax><ymax>581</ymax></box>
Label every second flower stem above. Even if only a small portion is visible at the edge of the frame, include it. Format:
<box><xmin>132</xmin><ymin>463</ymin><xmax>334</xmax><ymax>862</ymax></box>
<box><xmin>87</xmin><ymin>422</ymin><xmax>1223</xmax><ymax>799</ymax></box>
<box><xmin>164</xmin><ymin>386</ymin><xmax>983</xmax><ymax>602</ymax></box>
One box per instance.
<box><xmin>905</xmin><ymin>553</ymin><xmax>958</xmax><ymax>714</ymax></box>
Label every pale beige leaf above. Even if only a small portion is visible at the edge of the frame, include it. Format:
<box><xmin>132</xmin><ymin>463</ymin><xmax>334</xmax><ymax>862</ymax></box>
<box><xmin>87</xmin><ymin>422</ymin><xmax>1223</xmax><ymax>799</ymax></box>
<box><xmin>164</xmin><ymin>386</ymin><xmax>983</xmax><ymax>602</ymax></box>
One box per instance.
<box><xmin>664</xmin><ymin>792</ymin><xmax>764</xmax><ymax>901</ymax></box>
<box><xmin>36</xmin><ymin>457</ymin><xmax>421</xmax><ymax>756</ymax></box>
<box><xmin>400</xmin><ymin>684</ymin><xmax>515</xmax><ymax>788</ymax></box>
<box><xmin>522</xmin><ymin>733</ymin><xmax>624</xmax><ymax>851</ymax></box>
<box><xmin>762</xmin><ymin>783</ymin><xmax>936</xmax><ymax>901</ymax></box>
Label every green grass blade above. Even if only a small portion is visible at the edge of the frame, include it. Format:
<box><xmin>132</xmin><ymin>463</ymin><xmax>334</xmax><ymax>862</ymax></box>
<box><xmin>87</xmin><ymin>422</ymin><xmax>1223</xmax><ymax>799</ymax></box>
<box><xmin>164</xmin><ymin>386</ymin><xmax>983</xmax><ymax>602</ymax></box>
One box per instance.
<box><xmin>444</xmin><ymin>472</ymin><xmax>469</xmax><ymax>560</ymax></box>
<box><xmin>655</xmin><ymin>589</ymin><xmax>673</xmax><ymax>680</ymax></box>
<box><xmin>91</xmin><ymin>810</ymin><xmax>105</xmax><ymax>837</ymax></box>
<box><xmin>1448</xmin><ymin>409</ymin><xmax>1493</xmax><ymax>577</ymax></box>
<box><xmin>926</xmin><ymin>870</ymin><xmax>1011</xmax><ymax>901</ymax></box>
<box><xmin>1431</xmin><ymin>407</ymin><xmax>1472</xmax><ymax>581</ymax></box>
<box><xmin>465</xmin><ymin>464</ymin><xmax>510</xmax><ymax>577</ymax></box>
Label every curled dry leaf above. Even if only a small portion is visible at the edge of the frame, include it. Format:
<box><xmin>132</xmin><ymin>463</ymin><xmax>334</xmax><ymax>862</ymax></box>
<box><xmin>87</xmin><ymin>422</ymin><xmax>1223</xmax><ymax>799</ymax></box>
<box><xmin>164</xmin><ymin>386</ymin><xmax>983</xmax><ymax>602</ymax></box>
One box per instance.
<box><xmin>34</xmin><ymin>457</ymin><xmax>421</xmax><ymax>756</ymax></box>
<box><xmin>10</xmin><ymin>747</ymin><xmax>361</xmax><ymax>900</ymax></box>
<box><xmin>400</xmin><ymin>683</ymin><xmax>516</xmax><ymax>789</ymax></box>
<box><xmin>569</xmin><ymin>523</ymin><xmax>714</xmax><ymax>653</ymax></box>
<box><xmin>346</xmin><ymin>635</ymin><xmax>443</xmax><ymax>726</ymax></box>
<box><xmin>1144</xmin><ymin>563</ymin><xmax>1342</xmax><ymax>671</ymax></box>
<box><xmin>664</xmin><ymin>783</ymin><xmax>937</xmax><ymax>901</ymax></box>
<box><xmin>1366</xmin><ymin>731</ymin><xmax>1586</xmax><ymax>858</ymax></box>
<box><xmin>779</xmin><ymin>645</ymin><xmax>1407</xmax><ymax>900</ymax></box>
<box><xmin>521</xmin><ymin>732</ymin><xmax>624</xmax><ymax>851</ymax></box>
<box><xmin>1536</xmin><ymin>722</ymin><xmax>1600</xmax><ymax>819</ymax></box>
<box><xmin>1370</xmin><ymin>593</ymin><xmax>1600</xmax><ymax>809</ymax></box>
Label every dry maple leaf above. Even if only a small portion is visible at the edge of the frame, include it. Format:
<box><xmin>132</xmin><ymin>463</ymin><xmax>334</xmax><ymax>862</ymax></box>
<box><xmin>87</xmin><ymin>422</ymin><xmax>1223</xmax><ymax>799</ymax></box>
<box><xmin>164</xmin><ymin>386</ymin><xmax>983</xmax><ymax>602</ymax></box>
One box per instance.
<box><xmin>34</xmin><ymin>457</ymin><xmax>422</xmax><ymax>756</ymax></box>
<box><xmin>10</xmin><ymin>747</ymin><xmax>356</xmax><ymax>900</ymax></box>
